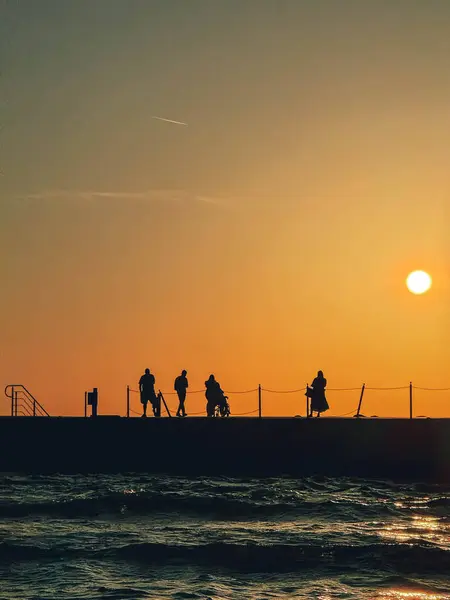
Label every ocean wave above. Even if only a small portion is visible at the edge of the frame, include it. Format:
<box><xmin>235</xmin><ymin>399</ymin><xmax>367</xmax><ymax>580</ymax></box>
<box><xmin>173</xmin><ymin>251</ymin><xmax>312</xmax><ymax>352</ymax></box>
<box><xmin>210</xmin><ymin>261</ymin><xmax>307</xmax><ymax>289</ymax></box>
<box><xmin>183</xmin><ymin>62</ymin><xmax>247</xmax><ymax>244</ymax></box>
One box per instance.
<box><xmin>1</xmin><ymin>540</ymin><xmax>449</xmax><ymax>574</ymax></box>
<box><xmin>0</xmin><ymin>491</ymin><xmax>402</xmax><ymax>520</ymax></box>
<box><xmin>428</xmin><ymin>497</ymin><xmax>450</xmax><ymax>508</ymax></box>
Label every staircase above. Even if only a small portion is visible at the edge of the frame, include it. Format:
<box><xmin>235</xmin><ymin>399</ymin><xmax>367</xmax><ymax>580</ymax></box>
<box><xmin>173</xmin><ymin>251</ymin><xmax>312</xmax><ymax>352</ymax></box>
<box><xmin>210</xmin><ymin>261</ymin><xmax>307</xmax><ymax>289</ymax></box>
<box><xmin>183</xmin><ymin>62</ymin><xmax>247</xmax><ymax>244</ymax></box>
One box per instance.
<box><xmin>4</xmin><ymin>385</ymin><xmax>50</xmax><ymax>417</ymax></box>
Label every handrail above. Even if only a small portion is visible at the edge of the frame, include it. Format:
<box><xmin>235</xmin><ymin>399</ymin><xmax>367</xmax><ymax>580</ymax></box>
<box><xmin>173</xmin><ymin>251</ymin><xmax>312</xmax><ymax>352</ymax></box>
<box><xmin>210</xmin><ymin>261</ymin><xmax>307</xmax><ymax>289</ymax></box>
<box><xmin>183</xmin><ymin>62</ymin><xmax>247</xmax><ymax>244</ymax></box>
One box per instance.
<box><xmin>17</xmin><ymin>403</ymin><xmax>33</xmax><ymax>417</ymax></box>
<box><xmin>16</xmin><ymin>398</ymin><xmax>33</xmax><ymax>416</ymax></box>
<box><xmin>16</xmin><ymin>392</ymin><xmax>48</xmax><ymax>416</ymax></box>
<box><xmin>4</xmin><ymin>384</ymin><xmax>50</xmax><ymax>417</ymax></box>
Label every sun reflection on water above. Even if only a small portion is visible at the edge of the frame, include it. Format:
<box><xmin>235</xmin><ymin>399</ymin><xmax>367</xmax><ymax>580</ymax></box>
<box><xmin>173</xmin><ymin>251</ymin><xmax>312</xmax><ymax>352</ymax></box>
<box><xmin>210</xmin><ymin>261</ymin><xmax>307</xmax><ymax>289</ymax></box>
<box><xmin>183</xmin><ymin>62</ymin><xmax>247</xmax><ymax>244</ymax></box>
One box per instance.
<box><xmin>377</xmin><ymin>515</ymin><xmax>448</xmax><ymax>547</ymax></box>
<box><xmin>394</xmin><ymin>497</ymin><xmax>432</xmax><ymax>510</ymax></box>
<box><xmin>379</xmin><ymin>591</ymin><xmax>450</xmax><ymax>599</ymax></box>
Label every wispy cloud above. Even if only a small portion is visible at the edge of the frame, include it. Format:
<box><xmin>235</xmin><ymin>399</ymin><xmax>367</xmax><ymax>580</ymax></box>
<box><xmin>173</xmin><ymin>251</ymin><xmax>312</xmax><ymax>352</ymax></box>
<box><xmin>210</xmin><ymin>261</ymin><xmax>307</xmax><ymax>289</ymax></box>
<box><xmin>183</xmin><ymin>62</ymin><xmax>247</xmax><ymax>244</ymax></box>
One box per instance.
<box><xmin>18</xmin><ymin>188</ymin><xmax>229</xmax><ymax>208</ymax></box>
<box><xmin>151</xmin><ymin>116</ymin><xmax>188</xmax><ymax>126</ymax></box>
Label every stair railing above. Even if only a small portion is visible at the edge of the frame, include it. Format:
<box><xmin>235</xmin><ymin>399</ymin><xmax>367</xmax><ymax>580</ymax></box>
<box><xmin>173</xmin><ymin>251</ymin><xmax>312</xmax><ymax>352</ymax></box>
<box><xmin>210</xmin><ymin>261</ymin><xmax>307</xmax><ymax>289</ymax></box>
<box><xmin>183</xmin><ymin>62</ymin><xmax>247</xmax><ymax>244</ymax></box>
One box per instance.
<box><xmin>4</xmin><ymin>385</ymin><xmax>50</xmax><ymax>417</ymax></box>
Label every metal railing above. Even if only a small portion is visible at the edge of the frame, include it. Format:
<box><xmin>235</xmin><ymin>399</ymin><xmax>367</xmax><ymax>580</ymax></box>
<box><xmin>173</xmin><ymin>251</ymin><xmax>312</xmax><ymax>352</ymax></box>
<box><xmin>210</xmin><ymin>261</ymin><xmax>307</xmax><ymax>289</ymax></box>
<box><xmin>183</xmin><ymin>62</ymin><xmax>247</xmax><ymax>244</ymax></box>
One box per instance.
<box><xmin>4</xmin><ymin>385</ymin><xmax>50</xmax><ymax>417</ymax></box>
<box><xmin>124</xmin><ymin>381</ymin><xmax>449</xmax><ymax>419</ymax></box>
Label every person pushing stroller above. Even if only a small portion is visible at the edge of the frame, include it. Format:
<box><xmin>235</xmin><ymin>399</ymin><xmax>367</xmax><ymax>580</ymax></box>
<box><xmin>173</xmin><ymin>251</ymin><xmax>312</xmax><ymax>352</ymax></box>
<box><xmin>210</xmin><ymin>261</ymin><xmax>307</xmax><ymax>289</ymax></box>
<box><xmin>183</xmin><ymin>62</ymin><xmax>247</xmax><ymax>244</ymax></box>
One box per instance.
<box><xmin>205</xmin><ymin>374</ymin><xmax>230</xmax><ymax>417</ymax></box>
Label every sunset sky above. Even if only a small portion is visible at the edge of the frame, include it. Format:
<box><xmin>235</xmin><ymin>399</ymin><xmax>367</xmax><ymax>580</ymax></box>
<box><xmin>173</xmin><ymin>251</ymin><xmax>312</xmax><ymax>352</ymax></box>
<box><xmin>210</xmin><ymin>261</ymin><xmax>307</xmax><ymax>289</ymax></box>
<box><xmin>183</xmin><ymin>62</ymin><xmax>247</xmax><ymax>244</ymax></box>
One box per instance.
<box><xmin>1</xmin><ymin>0</ymin><xmax>449</xmax><ymax>418</ymax></box>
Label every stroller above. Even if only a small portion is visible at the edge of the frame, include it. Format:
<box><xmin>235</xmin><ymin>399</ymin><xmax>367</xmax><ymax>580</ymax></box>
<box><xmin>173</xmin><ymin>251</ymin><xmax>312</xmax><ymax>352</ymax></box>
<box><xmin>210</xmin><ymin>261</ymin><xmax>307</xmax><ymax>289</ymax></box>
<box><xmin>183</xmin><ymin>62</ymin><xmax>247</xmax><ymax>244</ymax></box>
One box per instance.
<box><xmin>214</xmin><ymin>395</ymin><xmax>231</xmax><ymax>418</ymax></box>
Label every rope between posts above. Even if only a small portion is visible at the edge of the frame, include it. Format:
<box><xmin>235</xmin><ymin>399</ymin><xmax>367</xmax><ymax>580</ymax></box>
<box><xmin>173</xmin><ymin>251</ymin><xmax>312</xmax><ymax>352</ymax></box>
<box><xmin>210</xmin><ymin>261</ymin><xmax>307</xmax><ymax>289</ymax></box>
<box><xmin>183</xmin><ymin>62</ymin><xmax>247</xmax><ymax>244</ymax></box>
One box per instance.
<box><xmin>129</xmin><ymin>388</ymin><xmax>206</xmax><ymax>395</ymax></box>
<box><xmin>262</xmin><ymin>387</ymin><xmax>364</xmax><ymax>393</ymax></box>
<box><xmin>129</xmin><ymin>403</ymin><xmax>257</xmax><ymax>417</ymax></box>
<box><xmin>262</xmin><ymin>388</ymin><xmax>306</xmax><ymax>394</ymax></box>
<box><xmin>364</xmin><ymin>386</ymin><xmax>410</xmax><ymax>391</ymax></box>
<box><xmin>129</xmin><ymin>384</ymin><xmax>448</xmax><ymax>395</ymax></box>
<box><xmin>232</xmin><ymin>409</ymin><xmax>260</xmax><ymax>416</ymax></box>
<box><xmin>413</xmin><ymin>386</ymin><xmax>450</xmax><ymax>391</ymax></box>
<box><xmin>224</xmin><ymin>389</ymin><xmax>258</xmax><ymax>394</ymax></box>
<box><xmin>334</xmin><ymin>409</ymin><xmax>358</xmax><ymax>417</ymax></box>
<box><xmin>326</xmin><ymin>387</ymin><xmax>362</xmax><ymax>391</ymax></box>
<box><xmin>130</xmin><ymin>388</ymin><xmax>259</xmax><ymax>395</ymax></box>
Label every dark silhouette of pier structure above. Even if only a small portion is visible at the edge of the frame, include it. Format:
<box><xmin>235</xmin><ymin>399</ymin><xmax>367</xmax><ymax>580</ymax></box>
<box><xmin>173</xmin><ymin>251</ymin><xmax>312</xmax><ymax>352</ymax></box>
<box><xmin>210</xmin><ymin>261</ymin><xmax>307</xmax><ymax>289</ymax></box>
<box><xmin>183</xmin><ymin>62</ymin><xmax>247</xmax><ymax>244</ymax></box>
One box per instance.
<box><xmin>2</xmin><ymin>381</ymin><xmax>450</xmax><ymax>481</ymax></box>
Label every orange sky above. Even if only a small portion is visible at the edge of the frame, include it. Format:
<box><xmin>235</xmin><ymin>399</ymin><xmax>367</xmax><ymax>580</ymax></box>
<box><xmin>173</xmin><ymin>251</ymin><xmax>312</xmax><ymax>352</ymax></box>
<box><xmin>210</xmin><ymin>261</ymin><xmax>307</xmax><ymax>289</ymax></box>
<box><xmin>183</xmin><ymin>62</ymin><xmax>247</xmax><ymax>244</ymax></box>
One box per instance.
<box><xmin>1</xmin><ymin>1</ymin><xmax>449</xmax><ymax>418</ymax></box>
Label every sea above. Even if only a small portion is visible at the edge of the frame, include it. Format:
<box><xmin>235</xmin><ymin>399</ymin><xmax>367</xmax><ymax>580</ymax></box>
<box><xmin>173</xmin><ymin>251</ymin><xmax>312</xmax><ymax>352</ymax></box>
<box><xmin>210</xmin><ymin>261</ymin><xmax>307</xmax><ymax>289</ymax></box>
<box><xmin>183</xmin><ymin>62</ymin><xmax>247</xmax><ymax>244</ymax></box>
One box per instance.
<box><xmin>0</xmin><ymin>474</ymin><xmax>449</xmax><ymax>599</ymax></box>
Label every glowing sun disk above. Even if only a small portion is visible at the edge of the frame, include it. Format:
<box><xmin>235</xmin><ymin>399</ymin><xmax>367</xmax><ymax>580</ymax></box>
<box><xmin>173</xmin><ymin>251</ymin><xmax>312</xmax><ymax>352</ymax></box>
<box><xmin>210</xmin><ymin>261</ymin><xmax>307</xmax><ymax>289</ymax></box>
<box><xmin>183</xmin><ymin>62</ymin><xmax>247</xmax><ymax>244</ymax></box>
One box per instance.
<box><xmin>406</xmin><ymin>270</ymin><xmax>432</xmax><ymax>295</ymax></box>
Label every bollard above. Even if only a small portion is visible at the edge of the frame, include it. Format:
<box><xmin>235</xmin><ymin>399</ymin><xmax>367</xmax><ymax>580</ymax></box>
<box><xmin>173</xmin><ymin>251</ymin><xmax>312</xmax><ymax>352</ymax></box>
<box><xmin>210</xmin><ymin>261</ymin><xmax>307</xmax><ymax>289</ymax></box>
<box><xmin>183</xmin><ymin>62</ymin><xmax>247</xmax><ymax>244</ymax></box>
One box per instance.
<box><xmin>126</xmin><ymin>385</ymin><xmax>130</xmax><ymax>418</ymax></box>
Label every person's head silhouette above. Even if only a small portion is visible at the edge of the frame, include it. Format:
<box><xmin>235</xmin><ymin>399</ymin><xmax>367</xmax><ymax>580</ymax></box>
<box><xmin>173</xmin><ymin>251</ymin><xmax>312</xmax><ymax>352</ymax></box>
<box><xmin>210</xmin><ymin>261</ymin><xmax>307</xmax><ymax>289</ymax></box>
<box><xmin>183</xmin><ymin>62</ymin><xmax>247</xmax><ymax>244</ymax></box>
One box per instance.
<box><xmin>208</xmin><ymin>374</ymin><xmax>215</xmax><ymax>382</ymax></box>
<box><xmin>145</xmin><ymin>368</ymin><xmax>150</xmax><ymax>375</ymax></box>
<box><xmin>318</xmin><ymin>370</ymin><xmax>324</xmax><ymax>378</ymax></box>
<box><xmin>182</xmin><ymin>370</ymin><xmax>187</xmax><ymax>376</ymax></box>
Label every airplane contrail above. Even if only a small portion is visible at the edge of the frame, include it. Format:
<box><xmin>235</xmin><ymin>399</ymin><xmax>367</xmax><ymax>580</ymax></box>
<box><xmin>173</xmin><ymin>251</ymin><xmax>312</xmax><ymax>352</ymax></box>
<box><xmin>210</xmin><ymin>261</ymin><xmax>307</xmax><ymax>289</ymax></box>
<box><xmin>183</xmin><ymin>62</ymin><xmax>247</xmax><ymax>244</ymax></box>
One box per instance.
<box><xmin>152</xmin><ymin>116</ymin><xmax>188</xmax><ymax>126</ymax></box>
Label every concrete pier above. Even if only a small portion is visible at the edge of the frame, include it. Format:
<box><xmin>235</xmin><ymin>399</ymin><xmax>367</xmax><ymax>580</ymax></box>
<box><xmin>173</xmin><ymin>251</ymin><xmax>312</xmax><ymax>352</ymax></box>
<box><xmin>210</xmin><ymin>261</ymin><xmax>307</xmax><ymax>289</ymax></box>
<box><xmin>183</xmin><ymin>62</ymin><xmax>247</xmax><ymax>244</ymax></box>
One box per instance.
<box><xmin>1</xmin><ymin>416</ymin><xmax>449</xmax><ymax>482</ymax></box>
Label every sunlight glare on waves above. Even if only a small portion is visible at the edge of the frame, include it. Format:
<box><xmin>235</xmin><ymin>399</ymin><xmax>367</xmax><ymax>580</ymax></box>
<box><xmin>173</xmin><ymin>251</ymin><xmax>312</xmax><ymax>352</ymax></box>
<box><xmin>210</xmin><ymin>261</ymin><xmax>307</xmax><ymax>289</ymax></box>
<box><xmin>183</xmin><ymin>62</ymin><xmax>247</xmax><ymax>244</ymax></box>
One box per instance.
<box><xmin>379</xmin><ymin>591</ymin><xmax>450</xmax><ymax>599</ymax></box>
<box><xmin>377</xmin><ymin>515</ymin><xmax>447</xmax><ymax>547</ymax></box>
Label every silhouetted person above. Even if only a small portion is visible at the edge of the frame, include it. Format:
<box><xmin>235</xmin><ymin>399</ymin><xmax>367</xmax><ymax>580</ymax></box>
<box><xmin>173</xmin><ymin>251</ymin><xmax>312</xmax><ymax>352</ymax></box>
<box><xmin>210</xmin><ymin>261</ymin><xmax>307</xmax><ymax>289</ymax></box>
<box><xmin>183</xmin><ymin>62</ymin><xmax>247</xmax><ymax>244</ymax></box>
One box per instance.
<box><xmin>205</xmin><ymin>374</ymin><xmax>224</xmax><ymax>417</ymax></box>
<box><xmin>174</xmin><ymin>370</ymin><xmax>188</xmax><ymax>417</ymax></box>
<box><xmin>139</xmin><ymin>368</ymin><xmax>156</xmax><ymax>417</ymax></box>
<box><xmin>309</xmin><ymin>370</ymin><xmax>329</xmax><ymax>417</ymax></box>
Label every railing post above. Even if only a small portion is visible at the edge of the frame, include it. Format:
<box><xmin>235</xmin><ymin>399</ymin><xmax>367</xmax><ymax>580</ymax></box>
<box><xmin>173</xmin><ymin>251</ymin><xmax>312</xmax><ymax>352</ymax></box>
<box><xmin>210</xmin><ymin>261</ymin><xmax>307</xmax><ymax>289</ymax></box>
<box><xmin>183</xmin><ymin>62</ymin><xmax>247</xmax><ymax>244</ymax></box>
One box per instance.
<box><xmin>159</xmin><ymin>390</ymin><xmax>171</xmax><ymax>417</ymax></box>
<box><xmin>126</xmin><ymin>385</ymin><xmax>130</xmax><ymax>418</ymax></box>
<box><xmin>258</xmin><ymin>384</ymin><xmax>262</xmax><ymax>418</ymax></box>
<box><xmin>306</xmin><ymin>383</ymin><xmax>309</xmax><ymax>417</ymax></box>
<box><xmin>356</xmin><ymin>383</ymin><xmax>365</xmax><ymax>417</ymax></box>
<box><xmin>14</xmin><ymin>391</ymin><xmax>18</xmax><ymax>417</ymax></box>
<box><xmin>84</xmin><ymin>391</ymin><xmax>87</xmax><ymax>418</ymax></box>
<box><xmin>11</xmin><ymin>386</ymin><xmax>14</xmax><ymax>417</ymax></box>
<box><xmin>409</xmin><ymin>382</ymin><xmax>413</xmax><ymax>419</ymax></box>
<box><xmin>92</xmin><ymin>388</ymin><xmax>98</xmax><ymax>418</ymax></box>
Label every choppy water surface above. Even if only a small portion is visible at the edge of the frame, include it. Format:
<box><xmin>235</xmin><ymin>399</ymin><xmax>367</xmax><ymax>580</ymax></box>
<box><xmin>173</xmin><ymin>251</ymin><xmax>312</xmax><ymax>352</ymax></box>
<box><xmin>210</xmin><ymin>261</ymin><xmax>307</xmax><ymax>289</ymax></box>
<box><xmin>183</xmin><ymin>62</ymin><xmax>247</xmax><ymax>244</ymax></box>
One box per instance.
<box><xmin>0</xmin><ymin>474</ymin><xmax>449</xmax><ymax>599</ymax></box>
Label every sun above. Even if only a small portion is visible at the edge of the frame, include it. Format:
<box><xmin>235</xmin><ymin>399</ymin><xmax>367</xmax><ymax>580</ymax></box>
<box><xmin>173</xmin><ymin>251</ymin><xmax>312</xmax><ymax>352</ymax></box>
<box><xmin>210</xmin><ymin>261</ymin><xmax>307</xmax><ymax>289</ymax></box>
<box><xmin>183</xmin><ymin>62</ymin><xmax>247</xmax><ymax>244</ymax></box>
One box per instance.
<box><xmin>406</xmin><ymin>270</ymin><xmax>432</xmax><ymax>295</ymax></box>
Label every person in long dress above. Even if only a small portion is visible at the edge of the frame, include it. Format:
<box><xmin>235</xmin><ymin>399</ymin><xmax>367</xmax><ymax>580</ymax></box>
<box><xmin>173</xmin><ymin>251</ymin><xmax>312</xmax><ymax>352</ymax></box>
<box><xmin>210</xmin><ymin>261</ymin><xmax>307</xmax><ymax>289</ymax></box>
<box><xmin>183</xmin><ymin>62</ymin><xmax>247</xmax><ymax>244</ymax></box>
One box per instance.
<box><xmin>309</xmin><ymin>370</ymin><xmax>329</xmax><ymax>417</ymax></box>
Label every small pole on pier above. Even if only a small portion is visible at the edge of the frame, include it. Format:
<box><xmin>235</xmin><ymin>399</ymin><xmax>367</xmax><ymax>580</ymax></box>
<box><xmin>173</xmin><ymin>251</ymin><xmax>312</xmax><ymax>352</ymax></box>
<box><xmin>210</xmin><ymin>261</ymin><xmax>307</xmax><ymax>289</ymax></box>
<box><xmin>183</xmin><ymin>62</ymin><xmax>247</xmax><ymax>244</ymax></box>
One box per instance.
<box><xmin>126</xmin><ymin>385</ymin><xmax>130</xmax><ymax>418</ymax></box>
<box><xmin>86</xmin><ymin>389</ymin><xmax>98</xmax><ymax>417</ymax></box>
<box><xmin>11</xmin><ymin>386</ymin><xmax>14</xmax><ymax>417</ymax></box>
<box><xmin>159</xmin><ymin>390</ymin><xmax>171</xmax><ymax>417</ymax></box>
<box><xmin>356</xmin><ymin>383</ymin><xmax>366</xmax><ymax>418</ymax></box>
<box><xmin>91</xmin><ymin>388</ymin><xmax>98</xmax><ymax>418</ymax></box>
<box><xmin>409</xmin><ymin>382</ymin><xmax>413</xmax><ymax>419</ymax></box>
<box><xmin>258</xmin><ymin>384</ymin><xmax>262</xmax><ymax>418</ymax></box>
<box><xmin>14</xmin><ymin>390</ymin><xmax>18</xmax><ymax>417</ymax></box>
<box><xmin>84</xmin><ymin>391</ymin><xmax>87</xmax><ymax>418</ymax></box>
<box><xmin>306</xmin><ymin>383</ymin><xmax>309</xmax><ymax>418</ymax></box>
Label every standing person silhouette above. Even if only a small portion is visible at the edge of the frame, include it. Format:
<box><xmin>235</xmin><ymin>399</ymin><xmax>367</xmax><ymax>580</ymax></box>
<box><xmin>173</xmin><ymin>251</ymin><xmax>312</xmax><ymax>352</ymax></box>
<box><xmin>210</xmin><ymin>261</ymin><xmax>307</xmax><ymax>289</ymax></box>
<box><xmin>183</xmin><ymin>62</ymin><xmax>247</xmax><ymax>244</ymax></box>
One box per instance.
<box><xmin>174</xmin><ymin>370</ymin><xmax>189</xmax><ymax>417</ymax></box>
<box><xmin>309</xmin><ymin>370</ymin><xmax>329</xmax><ymax>417</ymax></box>
<box><xmin>139</xmin><ymin>368</ymin><xmax>156</xmax><ymax>417</ymax></box>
